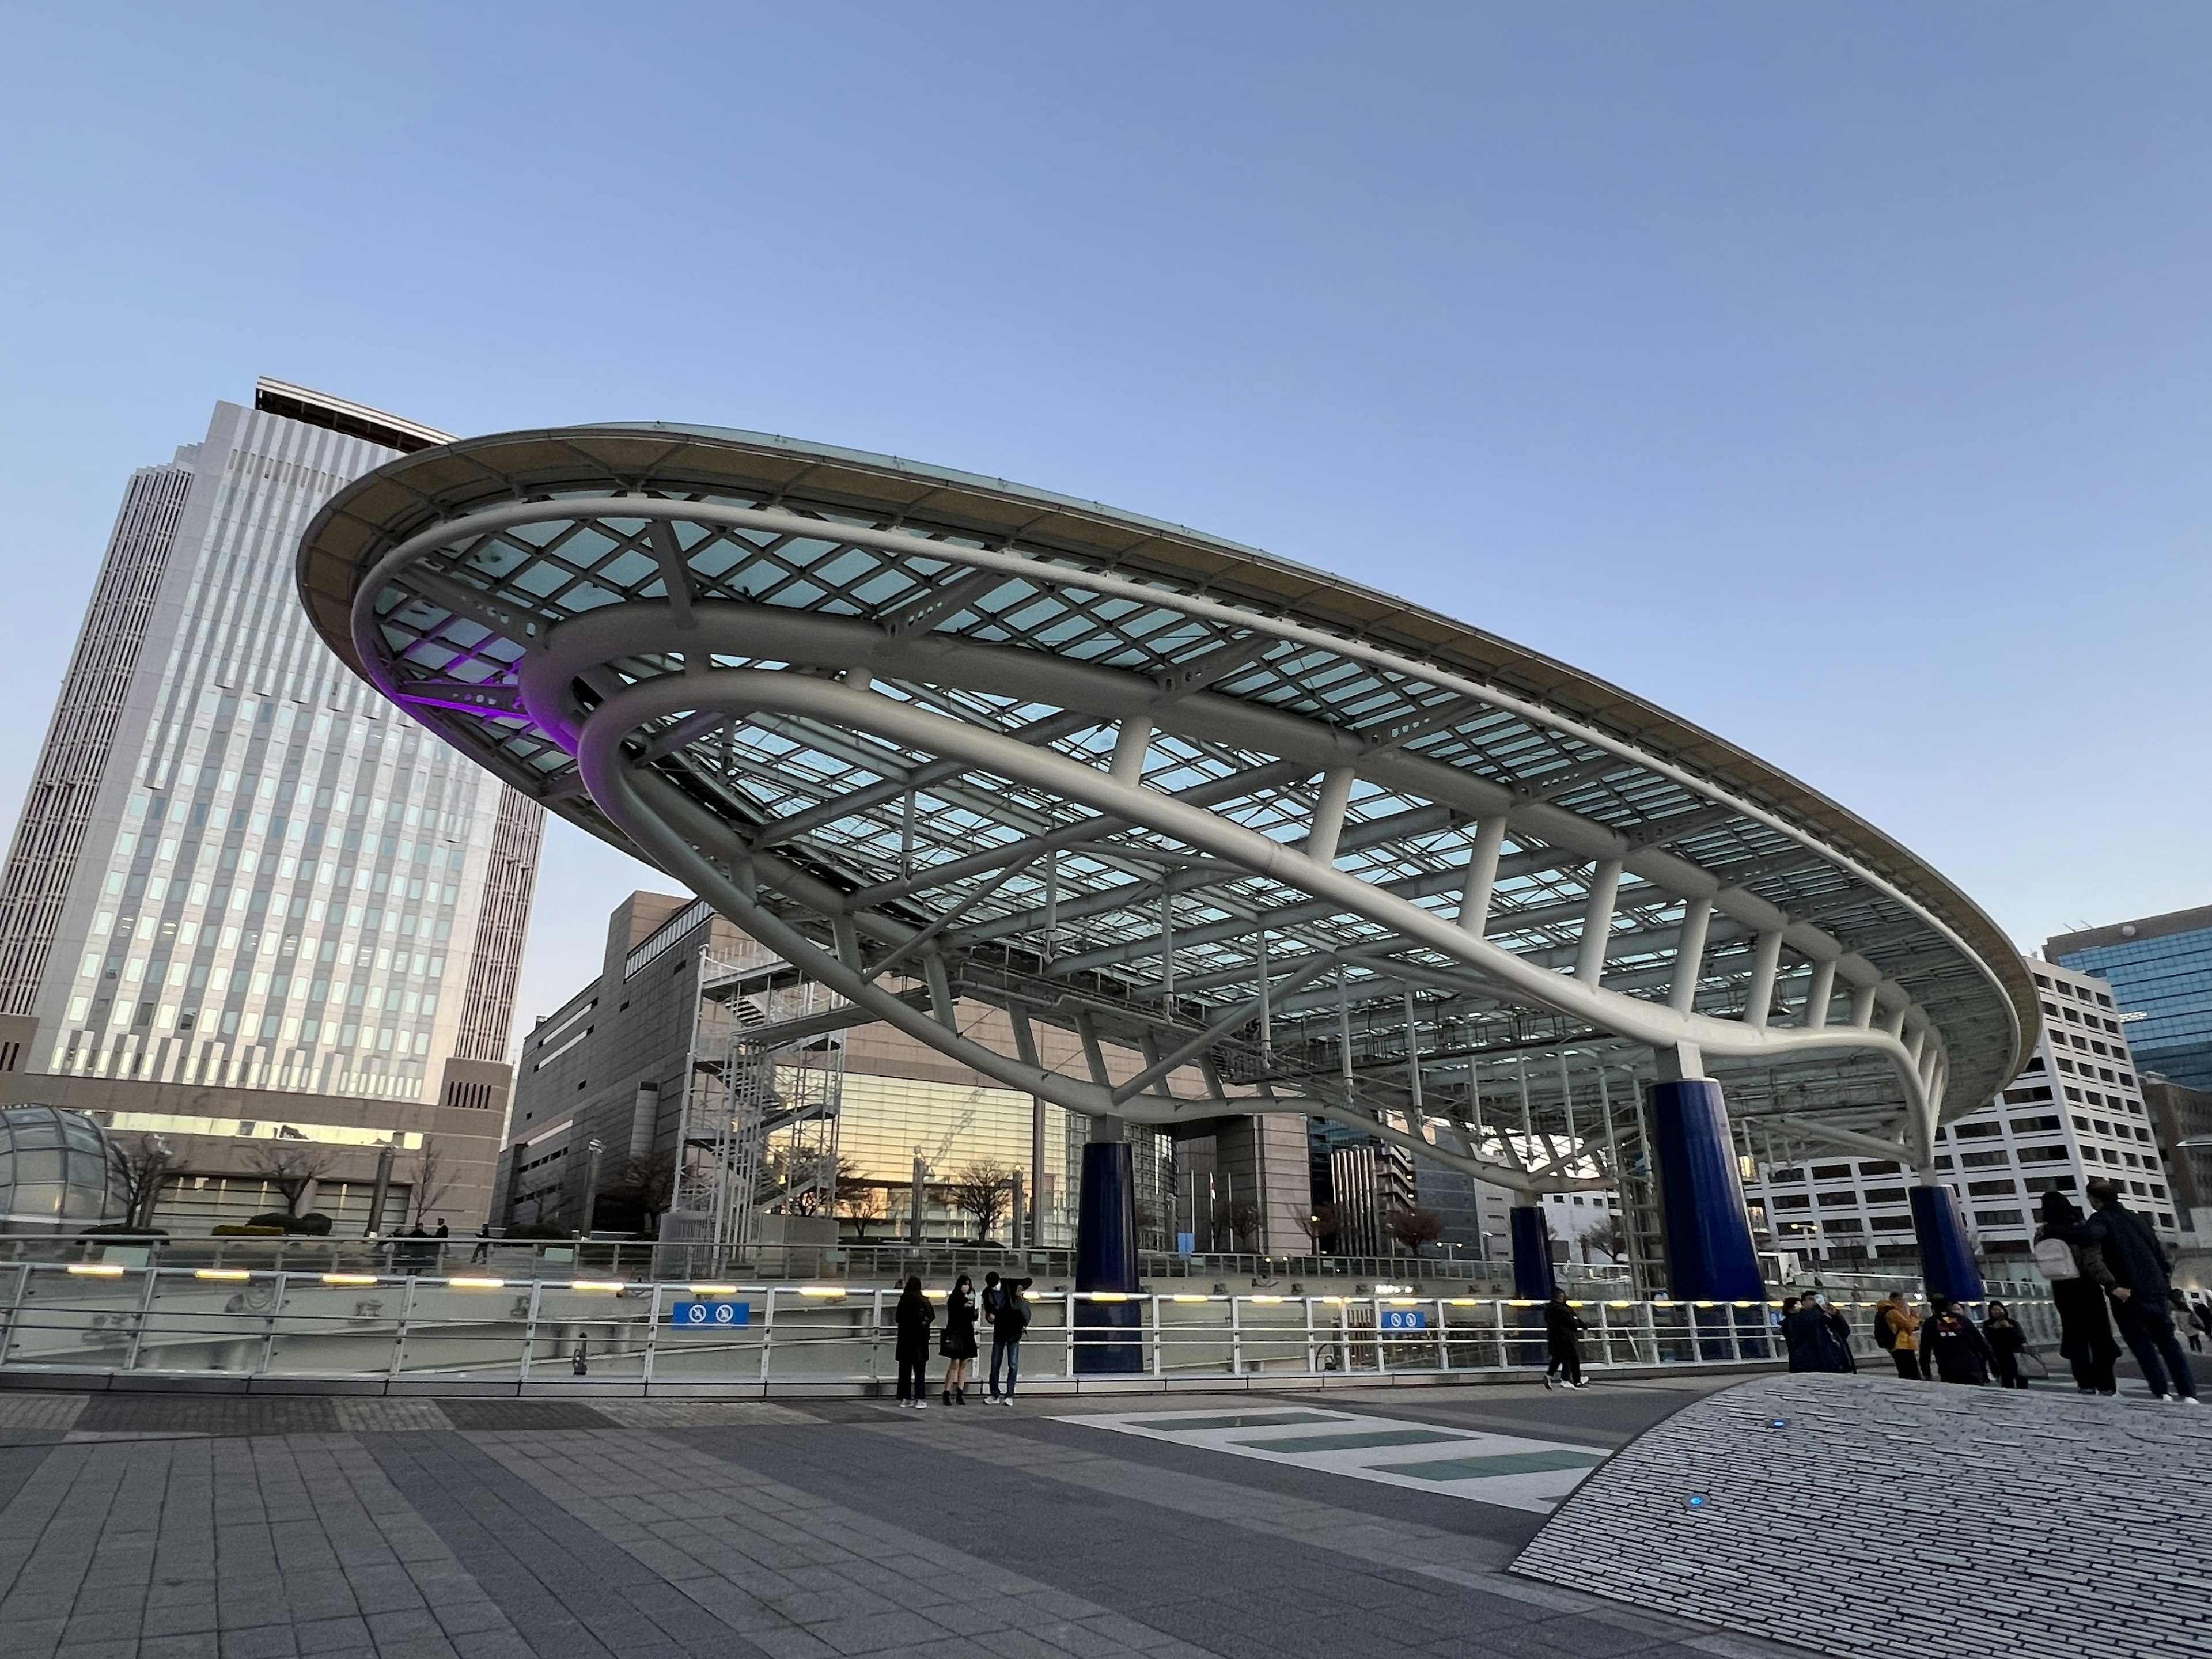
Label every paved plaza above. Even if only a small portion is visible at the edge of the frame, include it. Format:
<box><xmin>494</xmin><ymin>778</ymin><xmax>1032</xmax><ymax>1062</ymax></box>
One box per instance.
<box><xmin>0</xmin><ymin>1376</ymin><xmax>1800</xmax><ymax>1659</ymax></box>
<box><xmin>1520</xmin><ymin>1373</ymin><xmax>2212</xmax><ymax>1659</ymax></box>
<box><xmin>11</xmin><ymin>1370</ymin><xmax>2207</xmax><ymax>1659</ymax></box>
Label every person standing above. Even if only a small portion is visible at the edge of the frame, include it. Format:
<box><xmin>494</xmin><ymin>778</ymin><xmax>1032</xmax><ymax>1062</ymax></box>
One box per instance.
<box><xmin>1873</xmin><ymin>1290</ymin><xmax>1923</xmax><ymax>1381</ymax></box>
<box><xmin>2065</xmin><ymin>1177</ymin><xmax>2199</xmax><ymax>1403</ymax></box>
<box><xmin>940</xmin><ymin>1274</ymin><xmax>979</xmax><ymax>1404</ymax></box>
<box><xmin>1543</xmin><ymin>1289</ymin><xmax>1589</xmax><ymax>1390</ymax></box>
<box><xmin>988</xmin><ymin>1275</ymin><xmax>1031</xmax><ymax>1404</ymax></box>
<box><xmin>893</xmin><ymin>1276</ymin><xmax>935</xmax><ymax>1408</ymax></box>
<box><xmin>1982</xmin><ymin>1301</ymin><xmax>2029</xmax><ymax>1389</ymax></box>
<box><xmin>1919</xmin><ymin>1296</ymin><xmax>1993</xmax><ymax>1384</ymax></box>
<box><xmin>2036</xmin><ymin>1189</ymin><xmax>2119</xmax><ymax>1395</ymax></box>
<box><xmin>980</xmin><ymin>1272</ymin><xmax>1007</xmax><ymax>1399</ymax></box>
<box><xmin>1782</xmin><ymin>1291</ymin><xmax>1855</xmax><ymax>1373</ymax></box>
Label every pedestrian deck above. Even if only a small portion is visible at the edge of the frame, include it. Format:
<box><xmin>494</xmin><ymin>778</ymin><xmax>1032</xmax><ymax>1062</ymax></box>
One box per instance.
<box><xmin>1517</xmin><ymin>1372</ymin><xmax>2212</xmax><ymax>1659</ymax></box>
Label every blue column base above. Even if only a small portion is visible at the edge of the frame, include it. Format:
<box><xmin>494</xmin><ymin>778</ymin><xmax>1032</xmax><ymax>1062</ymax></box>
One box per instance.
<box><xmin>1647</xmin><ymin>1078</ymin><xmax>1767</xmax><ymax>1303</ymax></box>
<box><xmin>1508</xmin><ymin>1206</ymin><xmax>1556</xmax><ymax>1300</ymax></box>
<box><xmin>1074</xmin><ymin>1139</ymin><xmax>1143</xmax><ymax>1374</ymax></box>
<box><xmin>1910</xmin><ymin>1181</ymin><xmax>1985</xmax><ymax>1302</ymax></box>
<box><xmin>1506</xmin><ymin>1205</ymin><xmax>1554</xmax><ymax>1367</ymax></box>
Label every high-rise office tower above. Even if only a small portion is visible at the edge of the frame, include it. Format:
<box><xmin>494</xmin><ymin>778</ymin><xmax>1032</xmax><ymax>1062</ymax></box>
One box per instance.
<box><xmin>1741</xmin><ymin>954</ymin><xmax>2181</xmax><ymax>1260</ymax></box>
<box><xmin>0</xmin><ymin>380</ymin><xmax>544</xmax><ymax>1120</ymax></box>
<box><xmin>2049</xmin><ymin>906</ymin><xmax>2212</xmax><ymax>1092</ymax></box>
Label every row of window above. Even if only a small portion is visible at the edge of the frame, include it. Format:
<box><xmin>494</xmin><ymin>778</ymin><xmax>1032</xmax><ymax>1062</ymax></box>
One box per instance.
<box><xmin>2032</xmin><ymin>970</ymin><xmax>2115</xmax><ymax>1009</ymax></box>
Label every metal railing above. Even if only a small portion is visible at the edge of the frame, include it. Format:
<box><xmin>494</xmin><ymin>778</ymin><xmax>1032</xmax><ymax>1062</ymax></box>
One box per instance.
<box><xmin>0</xmin><ymin>1259</ymin><xmax>2058</xmax><ymax>1391</ymax></box>
<box><xmin>0</xmin><ymin>1234</ymin><xmax>1635</xmax><ymax>1293</ymax></box>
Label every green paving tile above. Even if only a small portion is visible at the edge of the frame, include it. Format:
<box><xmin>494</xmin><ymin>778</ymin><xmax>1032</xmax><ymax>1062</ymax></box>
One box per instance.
<box><xmin>1137</xmin><ymin>1411</ymin><xmax>1352</xmax><ymax>1432</ymax></box>
<box><xmin>1235</xmin><ymin>1428</ymin><xmax>1474</xmax><ymax>1453</ymax></box>
<box><xmin>1380</xmin><ymin>1448</ymin><xmax>1608</xmax><ymax>1481</ymax></box>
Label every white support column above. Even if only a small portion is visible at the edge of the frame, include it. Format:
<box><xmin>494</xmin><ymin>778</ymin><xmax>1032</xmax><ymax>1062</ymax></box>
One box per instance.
<box><xmin>1668</xmin><ymin>897</ymin><xmax>1713</xmax><ymax>1015</ymax></box>
<box><xmin>1802</xmin><ymin>958</ymin><xmax>1836</xmax><ymax>1030</ymax></box>
<box><xmin>1881</xmin><ymin>1003</ymin><xmax>1907</xmax><ymax>1039</ymax></box>
<box><xmin>1573</xmin><ymin>859</ymin><xmax>1623</xmax><ymax>986</ymax></box>
<box><xmin>1304</xmin><ymin>766</ymin><xmax>1356</xmax><ymax>865</ymax></box>
<box><xmin>1850</xmin><ymin>983</ymin><xmax>1878</xmax><ymax>1028</ymax></box>
<box><xmin>1109</xmin><ymin>718</ymin><xmax>1152</xmax><ymax>785</ymax></box>
<box><xmin>1744</xmin><ymin>930</ymin><xmax>1783</xmax><ymax>1029</ymax></box>
<box><xmin>1455</xmin><ymin>816</ymin><xmax>1509</xmax><ymax>936</ymax></box>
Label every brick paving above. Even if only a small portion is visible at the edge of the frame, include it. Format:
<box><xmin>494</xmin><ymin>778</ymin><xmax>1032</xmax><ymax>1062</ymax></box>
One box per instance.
<box><xmin>1517</xmin><ymin>1373</ymin><xmax>2212</xmax><ymax>1659</ymax></box>
<box><xmin>0</xmin><ymin>1379</ymin><xmax>1865</xmax><ymax>1658</ymax></box>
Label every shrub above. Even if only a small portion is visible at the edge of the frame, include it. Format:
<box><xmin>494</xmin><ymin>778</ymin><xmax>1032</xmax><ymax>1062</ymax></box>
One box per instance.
<box><xmin>502</xmin><ymin>1222</ymin><xmax>572</xmax><ymax>1241</ymax></box>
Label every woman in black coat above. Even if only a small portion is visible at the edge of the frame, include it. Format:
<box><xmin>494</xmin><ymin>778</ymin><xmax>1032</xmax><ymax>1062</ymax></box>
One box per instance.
<box><xmin>1543</xmin><ymin>1289</ymin><xmax>1589</xmax><ymax>1390</ymax></box>
<box><xmin>1983</xmin><ymin>1300</ymin><xmax>2030</xmax><ymax>1389</ymax></box>
<box><xmin>939</xmin><ymin>1274</ymin><xmax>979</xmax><ymax>1405</ymax></box>
<box><xmin>2036</xmin><ymin>1190</ymin><xmax>2119</xmax><ymax>1395</ymax></box>
<box><xmin>893</xmin><ymin>1276</ymin><xmax>935</xmax><ymax>1408</ymax></box>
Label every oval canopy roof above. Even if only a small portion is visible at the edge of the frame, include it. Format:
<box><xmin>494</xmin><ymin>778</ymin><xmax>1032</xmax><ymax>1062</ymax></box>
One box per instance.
<box><xmin>298</xmin><ymin>423</ymin><xmax>2034</xmax><ymax>1162</ymax></box>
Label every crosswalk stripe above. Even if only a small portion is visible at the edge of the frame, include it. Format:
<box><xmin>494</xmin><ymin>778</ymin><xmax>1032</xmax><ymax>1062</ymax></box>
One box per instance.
<box><xmin>1058</xmin><ymin>1406</ymin><xmax>1610</xmax><ymax>1514</ymax></box>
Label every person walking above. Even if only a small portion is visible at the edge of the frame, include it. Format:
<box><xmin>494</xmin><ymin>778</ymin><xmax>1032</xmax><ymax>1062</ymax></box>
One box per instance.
<box><xmin>2064</xmin><ymin>1177</ymin><xmax>2199</xmax><ymax>1403</ymax></box>
<box><xmin>469</xmin><ymin>1222</ymin><xmax>493</xmax><ymax>1265</ymax></box>
<box><xmin>893</xmin><ymin>1276</ymin><xmax>935</xmax><ymax>1408</ymax></box>
<box><xmin>1782</xmin><ymin>1291</ymin><xmax>1855</xmax><ymax>1373</ymax></box>
<box><xmin>1919</xmin><ymin>1296</ymin><xmax>1994</xmax><ymax>1384</ymax></box>
<box><xmin>1873</xmin><ymin>1290</ymin><xmax>1923</xmax><ymax>1381</ymax></box>
<box><xmin>940</xmin><ymin>1274</ymin><xmax>979</xmax><ymax>1404</ymax></box>
<box><xmin>2191</xmin><ymin>1298</ymin><xmax>2212</xmax><ymax>1356</ymax></box>
<box><xmin>1983</xmin><ymin>1301</ymin><xmax>2030</xmax><ymax>1389</ymax></box>
<box><xmin>988</xmin><ymin>1275</ymin><xmax>1031</xmax><ymax>1404</ymax></box>
<box><xmin>1543</xmin><ymin>1289</ymin><xmax>1589</xmax><ymax>1390</ymax></box>
<box><xmin>2036</xmin><ymin>1189</ymin><xmax>2119</xmax><ymax>1395</ymax></box>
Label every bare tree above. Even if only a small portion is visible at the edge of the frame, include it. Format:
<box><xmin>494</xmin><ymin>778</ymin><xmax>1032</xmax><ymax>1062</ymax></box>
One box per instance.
<box><xmin>112</xmin><ymin>1134</ymin><xmax>176</xmax><ymax>1230</ymax></box>
<box><xmin>1295</xmin><ymin>1203</ymin><xmax>1344</xmax><ymax>1255</ymax></box>
<box><xmin>1582</xmin><ymin>1211</ymin><xmax>1628</xmax><ymax>1265</ymax></box>
<box><xmin>764</xmin><ymin>1147</ymin><xmax>854</xmax><ymax>1216</ymax></box>
<box><xmin>601</xmin><ymin>1150</ymin><xmax>679</xmax><ymax>1234</ymax></box>
<box><xmin>1381</xmin><ymin>1205</ymin><xmax>1446</xmax><ymax>1261</ymax></box>
<box><xmin>405</xmin><ymin>1139</ymin><xmax>459</xmax><ymax>1228</ymax></box>
<box><xmin>1212</xmin><ymin>1196</ymin><xmax>1265</xmax><ymax>1254</ymax></box>
<box><xmin>243</xmin><ymin>1142</ymin><xmax>335</xmax><ymax>1217</ymax></box>
<box><xmin>947</xmin><ymin>1161</ymin><xmax>1020</xmax><ymax>1243</ymax></box>
<box><xmin>840</xmin><ymin>1182</ymin><xmax>889</xmax><ymax>1242</ymax></box>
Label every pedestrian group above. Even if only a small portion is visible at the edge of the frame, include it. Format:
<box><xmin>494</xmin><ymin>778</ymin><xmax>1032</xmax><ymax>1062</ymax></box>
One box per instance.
<box><xmin>892</xmin><ymin>1271</ymin><xmax>1031</xmax><ymax>1407</ymax></box>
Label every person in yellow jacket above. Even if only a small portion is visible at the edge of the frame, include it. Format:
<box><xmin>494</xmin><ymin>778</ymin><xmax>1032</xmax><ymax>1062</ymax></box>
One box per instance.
<box><xmin>1874</xmin><ymin>1290</ymin><xmax>1924</xmax><ymax>1381</ymax></box>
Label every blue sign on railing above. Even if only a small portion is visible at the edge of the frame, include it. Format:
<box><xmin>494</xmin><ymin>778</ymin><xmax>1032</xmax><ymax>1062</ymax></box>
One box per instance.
<box><xmin>1380</xmin><ymin>1308</ymin><xmax>1429</xmax><ymax>1331</ymax></box>
<box><xmin>667</xmin><ymin>1301</ymin><xmax>752</xmax><ymax>1327</ymax></box>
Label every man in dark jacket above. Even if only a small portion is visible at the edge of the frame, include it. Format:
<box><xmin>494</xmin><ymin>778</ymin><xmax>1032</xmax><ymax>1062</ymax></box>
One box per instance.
<box><xmin>1542</xmin><ymin>1289</ymin><xmax>1589</xmax><ymax>1390</ymax></box>
<box><xmin>2068</xmin><ymin>1178</ymin><xmax>2199</xmax><ymax>1402</ymax></box>
<box><xmin>1919</xmin><ymin>1296</ymin><xmax>1993</xmax><ymax>1384</ymax></box>
<box><xmin>1782</xmin><ymin>1293</ymin><xmax>1855</xmax><ymax>1373</ymax></box>
<box><xmin>988</xmin><ymin>1276</ymin><xmax>1031</xmax><ymax>1405</ymax></box>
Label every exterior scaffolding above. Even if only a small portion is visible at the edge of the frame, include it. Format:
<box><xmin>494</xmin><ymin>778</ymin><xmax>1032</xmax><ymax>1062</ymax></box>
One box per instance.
<box><xmin>665</xmin><ymin>950</ymin><xmax>846</xmax><ymax>1263</ymax></box>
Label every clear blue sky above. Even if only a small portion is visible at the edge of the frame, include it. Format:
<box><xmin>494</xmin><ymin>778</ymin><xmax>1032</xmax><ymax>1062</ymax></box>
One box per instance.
<box><xmin>2</xmin><ymin>6</ymin><xmax>2207</xmax><ymax>1044</ymax></box>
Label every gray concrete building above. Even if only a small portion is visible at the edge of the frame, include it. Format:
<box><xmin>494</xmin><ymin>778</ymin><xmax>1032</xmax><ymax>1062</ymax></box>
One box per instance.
<box><xmin>0</xmin><ymin>380</ymin><xmax>542</xmax><ymax>1230</ymax></box>
<box><xmin>503</xmin><ymin>890</ymin><xmax>1323</xmax><ymax>1257</ymax></box>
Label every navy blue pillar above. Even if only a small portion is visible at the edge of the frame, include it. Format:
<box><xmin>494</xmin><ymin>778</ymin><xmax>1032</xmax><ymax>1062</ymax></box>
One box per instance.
<box><xmin>1508</xmin><ymin>1206</ymin><xmax>1556</xmax><ymax>1300</ymax></box>
<box><xmin>1074</xmin><ymin>1139</ymin><xmax>1142</xmax><ymax>1373</ymax></box>
<box><xmin>1909</xmin><ymin>1181</ymin><xmax>1984</xmax><ymax>1303</ymax></box>
<box><xmin>1647</xmin><ymin>1078</ymin><xmax>1766</xmax><ymax>1302</ymax></box>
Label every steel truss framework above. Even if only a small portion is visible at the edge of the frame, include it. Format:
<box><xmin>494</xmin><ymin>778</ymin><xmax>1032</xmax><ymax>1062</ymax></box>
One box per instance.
<box><xmin>298</xmin><ymin>425</ymin><xmax>2035</xmax><ymax>1200</ymax></box>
